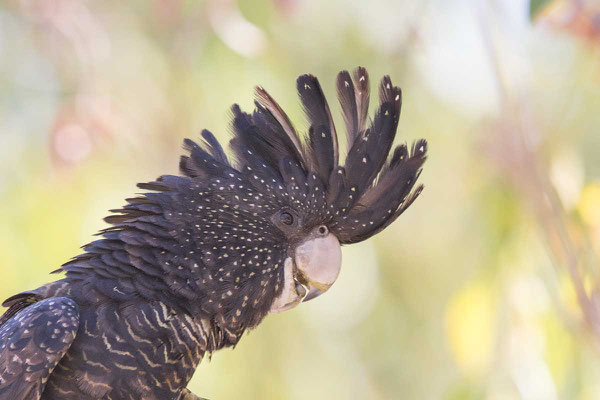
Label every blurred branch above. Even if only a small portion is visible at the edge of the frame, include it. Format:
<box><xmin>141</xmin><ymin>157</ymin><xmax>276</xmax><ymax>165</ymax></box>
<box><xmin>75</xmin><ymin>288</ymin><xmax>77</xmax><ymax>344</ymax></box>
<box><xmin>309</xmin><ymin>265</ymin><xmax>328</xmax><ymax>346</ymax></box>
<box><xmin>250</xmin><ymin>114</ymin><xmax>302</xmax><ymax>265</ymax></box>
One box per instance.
<box><xmin>478</xmin><ymin>3</ymin><xmax>600</xmax><ymax>349</ymax></box>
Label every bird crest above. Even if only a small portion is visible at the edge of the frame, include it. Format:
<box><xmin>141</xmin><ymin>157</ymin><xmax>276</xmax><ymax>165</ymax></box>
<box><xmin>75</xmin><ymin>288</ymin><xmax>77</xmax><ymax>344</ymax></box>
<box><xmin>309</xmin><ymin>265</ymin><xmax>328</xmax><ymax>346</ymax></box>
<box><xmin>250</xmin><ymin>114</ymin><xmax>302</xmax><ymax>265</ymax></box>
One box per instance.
<box><xmin>176</xmin><ymin>67</ymin><xmax>427</xmax><ymax>245</ymax></box>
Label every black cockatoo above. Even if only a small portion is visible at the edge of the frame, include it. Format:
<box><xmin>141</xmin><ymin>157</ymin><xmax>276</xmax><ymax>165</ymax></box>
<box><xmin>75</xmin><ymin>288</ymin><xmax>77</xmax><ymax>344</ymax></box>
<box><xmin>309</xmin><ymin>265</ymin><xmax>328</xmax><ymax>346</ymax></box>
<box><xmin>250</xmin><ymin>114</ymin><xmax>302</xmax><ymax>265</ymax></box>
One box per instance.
<box><xmin>0</xmin><ymin>67</ymin><xmax>427</xmax><ymax>399</ymax></box>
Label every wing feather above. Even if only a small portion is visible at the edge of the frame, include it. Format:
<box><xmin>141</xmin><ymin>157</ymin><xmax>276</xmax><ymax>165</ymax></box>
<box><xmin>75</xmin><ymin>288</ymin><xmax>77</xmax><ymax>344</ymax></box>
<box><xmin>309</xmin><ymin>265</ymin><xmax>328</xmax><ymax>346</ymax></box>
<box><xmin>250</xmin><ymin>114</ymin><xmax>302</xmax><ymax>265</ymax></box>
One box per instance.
<box><xmin>0</xmin><ymin>297</ymin><xmax>79</xmax><ymax>400</ymax></box>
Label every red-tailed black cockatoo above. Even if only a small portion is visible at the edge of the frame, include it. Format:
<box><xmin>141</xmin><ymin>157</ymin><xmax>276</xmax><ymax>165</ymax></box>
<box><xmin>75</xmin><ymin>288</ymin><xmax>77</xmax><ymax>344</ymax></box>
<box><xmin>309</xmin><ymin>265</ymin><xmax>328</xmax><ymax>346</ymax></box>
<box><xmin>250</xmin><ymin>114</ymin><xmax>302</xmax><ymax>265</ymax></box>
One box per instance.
<box><xmin>0</xmin><ymin>67</ymin><xmax>427</xmax><ymax>399</ymax></box>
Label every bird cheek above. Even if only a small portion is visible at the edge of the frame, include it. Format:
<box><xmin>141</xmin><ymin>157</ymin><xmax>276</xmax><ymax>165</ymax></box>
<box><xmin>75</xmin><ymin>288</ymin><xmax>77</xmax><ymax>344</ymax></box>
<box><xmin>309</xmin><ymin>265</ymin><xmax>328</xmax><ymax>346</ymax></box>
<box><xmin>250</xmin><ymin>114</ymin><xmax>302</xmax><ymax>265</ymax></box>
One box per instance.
<box><xmin>294</xmin><ymin>233</ymin><xmax>342</xmax><ymax>299</ymax></box>
<box><xmin>268</xmin><ymin>258</ymin><xmax>306</xmax><ymax>314</ymax></box>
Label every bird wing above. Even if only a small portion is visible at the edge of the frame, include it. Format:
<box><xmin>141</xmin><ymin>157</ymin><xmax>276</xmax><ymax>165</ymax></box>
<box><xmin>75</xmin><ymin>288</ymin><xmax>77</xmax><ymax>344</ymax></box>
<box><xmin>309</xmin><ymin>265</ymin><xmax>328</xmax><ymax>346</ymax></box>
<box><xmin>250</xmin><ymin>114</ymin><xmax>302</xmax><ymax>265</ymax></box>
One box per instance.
<box><xmin>0</xmin><ymin>297</ymin><xmax>79</xmax><ymax>400</ymax></box>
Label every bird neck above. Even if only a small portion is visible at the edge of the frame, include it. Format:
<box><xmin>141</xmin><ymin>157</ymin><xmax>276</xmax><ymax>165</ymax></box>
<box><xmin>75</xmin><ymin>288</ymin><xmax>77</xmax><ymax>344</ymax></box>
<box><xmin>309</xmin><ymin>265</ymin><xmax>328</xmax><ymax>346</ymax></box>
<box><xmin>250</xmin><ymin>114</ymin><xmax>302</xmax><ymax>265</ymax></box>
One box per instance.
<box><xmin>59</xmin><ymin>194</ymin><xmax>276</xmax><ymax>351</ymax></box>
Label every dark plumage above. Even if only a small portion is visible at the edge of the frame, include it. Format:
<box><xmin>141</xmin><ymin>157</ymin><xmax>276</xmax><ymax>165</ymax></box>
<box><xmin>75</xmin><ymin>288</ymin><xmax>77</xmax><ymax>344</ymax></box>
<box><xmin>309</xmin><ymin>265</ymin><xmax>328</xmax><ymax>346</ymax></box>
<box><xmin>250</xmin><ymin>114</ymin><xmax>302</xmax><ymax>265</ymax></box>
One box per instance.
<box><xmin>0</xmin><ymin>67</ymin><xmax>427</xmax><ymax>399</ymax></box>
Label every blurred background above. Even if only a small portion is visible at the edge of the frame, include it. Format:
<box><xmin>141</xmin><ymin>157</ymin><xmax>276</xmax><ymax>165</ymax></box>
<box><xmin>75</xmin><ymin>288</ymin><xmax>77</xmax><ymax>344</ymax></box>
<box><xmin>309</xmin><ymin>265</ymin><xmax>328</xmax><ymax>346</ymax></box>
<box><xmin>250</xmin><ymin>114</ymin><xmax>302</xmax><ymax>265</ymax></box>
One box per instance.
<box><xmin>1</xmin><ymin>0</ymin><xmax>600</xmax><ymax>398</ymax></box>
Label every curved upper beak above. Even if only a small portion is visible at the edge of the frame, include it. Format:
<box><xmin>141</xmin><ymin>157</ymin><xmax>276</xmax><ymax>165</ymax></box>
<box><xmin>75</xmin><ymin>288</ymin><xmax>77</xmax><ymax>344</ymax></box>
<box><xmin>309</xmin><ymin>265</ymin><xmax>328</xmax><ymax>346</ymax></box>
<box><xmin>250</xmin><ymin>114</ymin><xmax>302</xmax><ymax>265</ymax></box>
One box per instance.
<box><xmin>269</xmin><ymin>232</ymin><xmax>342</xmax><ymax>314</ymax></box>
<box><xmin>294</xmin><ymin>232</ymin><xmax>342</xmax><ymax>302</ymax></box>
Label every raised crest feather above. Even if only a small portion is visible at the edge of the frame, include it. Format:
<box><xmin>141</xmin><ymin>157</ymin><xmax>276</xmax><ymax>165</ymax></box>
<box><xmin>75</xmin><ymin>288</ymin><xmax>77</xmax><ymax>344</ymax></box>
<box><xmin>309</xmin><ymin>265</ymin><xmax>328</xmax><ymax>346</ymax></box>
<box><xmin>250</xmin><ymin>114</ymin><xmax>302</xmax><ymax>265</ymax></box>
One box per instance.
<box><xmin>149</xmin><ymin>67</ymin><xmax>426</xmax><ymax>244</ymax></box>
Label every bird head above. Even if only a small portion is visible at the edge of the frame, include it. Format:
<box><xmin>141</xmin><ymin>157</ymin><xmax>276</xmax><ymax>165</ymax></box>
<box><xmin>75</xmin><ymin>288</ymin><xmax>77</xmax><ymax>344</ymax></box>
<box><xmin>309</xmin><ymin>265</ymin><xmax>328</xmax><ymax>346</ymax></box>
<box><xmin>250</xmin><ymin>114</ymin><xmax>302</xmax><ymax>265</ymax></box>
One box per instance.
<box><xmin>106</xmin><ymin>67</ymin><xmax>426</xmax><ymax>336</ymax></box>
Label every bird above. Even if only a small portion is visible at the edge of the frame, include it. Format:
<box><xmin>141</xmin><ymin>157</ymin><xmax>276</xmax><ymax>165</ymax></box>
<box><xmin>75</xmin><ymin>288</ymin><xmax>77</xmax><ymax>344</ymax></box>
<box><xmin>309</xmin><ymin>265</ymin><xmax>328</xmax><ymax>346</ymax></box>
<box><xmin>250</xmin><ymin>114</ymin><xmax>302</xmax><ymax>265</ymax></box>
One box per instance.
<box><xmin>0</xmin><ymin>67</ymin><xmax>427</xmax><ymax>400</ymax></box>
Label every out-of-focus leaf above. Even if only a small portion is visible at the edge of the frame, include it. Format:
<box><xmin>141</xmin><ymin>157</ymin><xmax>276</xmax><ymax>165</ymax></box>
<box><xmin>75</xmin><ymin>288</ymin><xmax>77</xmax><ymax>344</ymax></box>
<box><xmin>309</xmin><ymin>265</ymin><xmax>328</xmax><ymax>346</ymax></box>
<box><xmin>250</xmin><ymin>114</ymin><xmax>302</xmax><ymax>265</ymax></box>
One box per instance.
<box><xmin>530</xmin><ymin>0</ymin><xmax>553</xmax><ymax>21</ymax></box>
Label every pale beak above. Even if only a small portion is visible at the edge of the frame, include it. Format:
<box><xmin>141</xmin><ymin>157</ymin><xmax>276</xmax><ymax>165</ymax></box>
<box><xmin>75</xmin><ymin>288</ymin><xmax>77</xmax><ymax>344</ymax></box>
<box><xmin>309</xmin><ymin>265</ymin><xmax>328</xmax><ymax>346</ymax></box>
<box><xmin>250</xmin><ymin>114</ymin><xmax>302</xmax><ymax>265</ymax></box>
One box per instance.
<box><xmin>268</xmin><ymin>232</ymin><xmax>342</xmax><ymax>314</ymax></box>
<box><xmin>294</xmin><ymin>232</ymin><xmax>342</xmax><ymax>302</ymax></box>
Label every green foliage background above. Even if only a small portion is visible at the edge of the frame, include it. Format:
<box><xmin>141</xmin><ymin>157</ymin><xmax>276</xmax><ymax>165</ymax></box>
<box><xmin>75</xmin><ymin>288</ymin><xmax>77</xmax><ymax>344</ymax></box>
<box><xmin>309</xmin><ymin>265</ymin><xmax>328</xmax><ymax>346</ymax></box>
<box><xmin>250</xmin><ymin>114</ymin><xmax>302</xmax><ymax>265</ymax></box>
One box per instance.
<box><xmin>1</xmin><ymin>0</ymin><xmax>600</xmax><ymax>398</ymax></box>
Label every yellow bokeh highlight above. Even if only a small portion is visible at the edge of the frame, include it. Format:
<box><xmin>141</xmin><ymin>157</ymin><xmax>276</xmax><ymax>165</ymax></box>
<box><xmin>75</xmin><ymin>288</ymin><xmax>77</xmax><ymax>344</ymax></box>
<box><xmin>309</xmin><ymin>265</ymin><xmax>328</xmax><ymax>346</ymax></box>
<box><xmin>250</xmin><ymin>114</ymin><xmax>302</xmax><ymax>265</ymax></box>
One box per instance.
<box><xmin>562</xmin><ymin>274</ymin><xmax>579</xmax><ymax>314</ymax></box>
<box><xmin>446</xmin><ymin>281</ymin><xmax>495</xmax><ymax>375</ymax></box>
<box><xmin>558</xmin><ymin>270</ymin><xmax>592</xmax><ymax>319</ymax></box>
<box><xmin>542</xmin><ymin>315</ymin><xmax>574</xmax><ymax>390</ymax></box>
<box><xmin>578</xmin><ymin>183</ymin><xmax>600</xmax><ymax>226</ymax></box>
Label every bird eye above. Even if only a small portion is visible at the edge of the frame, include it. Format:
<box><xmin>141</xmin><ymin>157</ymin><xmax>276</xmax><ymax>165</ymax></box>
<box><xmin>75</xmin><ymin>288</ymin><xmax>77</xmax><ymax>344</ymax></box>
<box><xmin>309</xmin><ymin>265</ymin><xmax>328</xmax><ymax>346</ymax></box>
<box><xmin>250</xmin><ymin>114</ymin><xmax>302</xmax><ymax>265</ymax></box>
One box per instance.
<box><xmin>280</xmin><ymin>212</ymin><xmax>294</xmax><ymax>226</ymax></box>
<box><xmin>318</xmin><ymin>225</ymin><xmax>328</xmax><ymax>236</ymax></box>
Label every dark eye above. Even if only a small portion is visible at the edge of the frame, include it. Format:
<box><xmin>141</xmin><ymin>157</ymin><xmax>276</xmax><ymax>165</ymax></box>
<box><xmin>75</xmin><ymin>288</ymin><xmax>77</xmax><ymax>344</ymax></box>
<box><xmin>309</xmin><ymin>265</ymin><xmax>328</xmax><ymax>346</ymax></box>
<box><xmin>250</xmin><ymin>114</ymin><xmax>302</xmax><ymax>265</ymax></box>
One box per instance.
<box><xmin>280</xmin><ymin>212</ymin><xmax>294</xmax><ymax>226</ymax></box>
<box><xmin>318</xmin><ymin>225</ymin><xmax>328</xmax><ymax>236</ymax></box>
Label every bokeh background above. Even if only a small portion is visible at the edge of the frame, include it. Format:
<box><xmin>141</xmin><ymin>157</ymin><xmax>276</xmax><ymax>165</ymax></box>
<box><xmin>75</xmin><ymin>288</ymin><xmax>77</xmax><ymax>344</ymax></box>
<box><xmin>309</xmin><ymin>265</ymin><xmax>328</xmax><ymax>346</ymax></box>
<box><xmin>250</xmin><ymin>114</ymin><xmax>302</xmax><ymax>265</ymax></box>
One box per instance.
<box><xmin>1</xmin><ymin>0</ymin><xmax>600</xmax><ymax>398</ymax></box>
